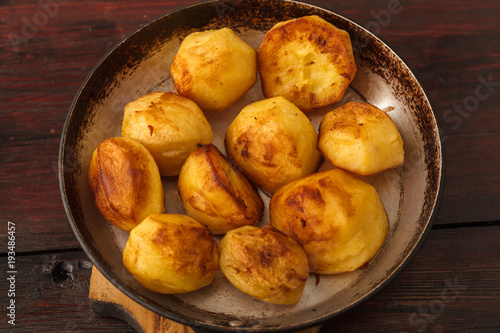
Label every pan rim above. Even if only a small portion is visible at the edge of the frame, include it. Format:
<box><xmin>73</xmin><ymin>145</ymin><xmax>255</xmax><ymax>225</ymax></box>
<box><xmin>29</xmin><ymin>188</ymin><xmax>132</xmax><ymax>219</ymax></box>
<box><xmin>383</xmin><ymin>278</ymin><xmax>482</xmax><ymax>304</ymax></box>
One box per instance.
<box><xmin>58</xmin><ymin>0</ymin><xmax>444</xmax><ymax>331</ymax></box>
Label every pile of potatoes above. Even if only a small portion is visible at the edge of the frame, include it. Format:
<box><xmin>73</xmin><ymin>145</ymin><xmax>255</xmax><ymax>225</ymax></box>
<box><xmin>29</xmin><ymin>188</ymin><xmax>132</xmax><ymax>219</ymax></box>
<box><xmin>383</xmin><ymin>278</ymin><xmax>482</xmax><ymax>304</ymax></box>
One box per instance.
<box><xmin>88</xmin><ymin>15</ymin><xmax>404</xmax><ymax>305</ymax></box>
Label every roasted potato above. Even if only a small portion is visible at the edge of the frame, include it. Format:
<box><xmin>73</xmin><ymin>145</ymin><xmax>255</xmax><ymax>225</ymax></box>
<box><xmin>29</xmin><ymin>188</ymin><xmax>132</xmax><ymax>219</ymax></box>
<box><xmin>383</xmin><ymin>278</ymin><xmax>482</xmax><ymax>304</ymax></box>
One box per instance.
<box><xmin>88</xmin><ymin>137</ymin><xmax>165</xmax><ymax>232</ymax></box>
<box><xmin>219</xmin><ymin>225</ymin><xmax>309</xmax><ymax>305</ymax></box>
<box><xmin>121</xmin><ymin>92</ymin><xmax>213</xmax><ymax>176</ymax></box>
<box><xmin>170</xmin><ymin>28</ymin><xmax>257</xmax><ymax>112</ymax></box>
<box><xmin>318</xmin><ymin>102</ymin><xmax>404</xmax><ymax>176</ymax></box>
<box><xmin>270</xmin><ymin>168</ymin><xmax>389</xmax><ymax>274</ymax></box>
<box><xmin>225</xmin><ymin>96</ymin><xmax>322</xmax><ymax>195</ymax></box>
<box><xmin>122</xmin><ymin>214</ymin><xmax>219</xmax><ymax>294</ymax></box>
<box><xmin>258</xmin><ymin>15</ymin><xmax>356</xmax><ymax>112</ymax></box>
<box><xmin>178</xmin><ymin>144</ymin><xmax>264</xmax><ymax>234</ymax></box>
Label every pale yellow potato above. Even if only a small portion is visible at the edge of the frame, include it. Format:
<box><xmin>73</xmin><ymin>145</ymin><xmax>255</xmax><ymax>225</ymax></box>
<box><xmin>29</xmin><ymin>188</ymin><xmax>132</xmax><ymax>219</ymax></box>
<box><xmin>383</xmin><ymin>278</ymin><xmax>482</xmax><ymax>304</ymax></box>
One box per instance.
<box><xmin>170</xmin><ymin>28</ymin><xmax>257</xmax><ymax>112</ymax></box>
<box><xmin>318</xmin><ymin>102</ymin><xmax>404</xmax><ymax>176</ymax></box>
<box><xmin>258</xmin><ymin>15</ymin><xmax>356</xmax><ymax>112</ymax></box>
<box><xmin>88</xmin><ymin>137</ymin><xmax>165</xmax><ymax>232</ymax></box>
<box><xmin>121</xmin><ymin>92</ymin><xmax>213</xmax><ymax>176</ymax></box>
<box><xmin>225</xmin><ymin>96</ymin><xmax>322</xmax><ymax>195</ymax></box>
<box><xmin>270</xmin><ymin>168</ymin><xmax>389</xmax><ymax>274</ymax></box>
<box><xmin>178</xmin><ymin>144</ymin><xmax>264</xmax><ymax>234</ymax></box>
<box><xmin>219</xmin><ymin>225</ymin><xmax>309</xmax><ymax>305</ymax></box>
<box><xmin>123</xmin><ymin>214</ymin><xmax>219</xmax><ymax>294</ymax></box>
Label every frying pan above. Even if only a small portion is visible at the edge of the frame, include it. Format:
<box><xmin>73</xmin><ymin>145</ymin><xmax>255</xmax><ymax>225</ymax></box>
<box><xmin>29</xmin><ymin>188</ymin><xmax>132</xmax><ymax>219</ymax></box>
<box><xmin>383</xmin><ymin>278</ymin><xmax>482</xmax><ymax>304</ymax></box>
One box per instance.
<box><xmin>58</xmin><ymin>0</ymin><xmax>444</xmax><ymax>331</ymax></box>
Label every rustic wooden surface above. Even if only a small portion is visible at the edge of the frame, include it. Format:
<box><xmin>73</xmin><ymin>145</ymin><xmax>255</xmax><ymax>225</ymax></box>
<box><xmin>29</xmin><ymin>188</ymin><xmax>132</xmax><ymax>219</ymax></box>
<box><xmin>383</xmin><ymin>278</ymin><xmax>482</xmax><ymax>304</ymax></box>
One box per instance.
<box><xmin>89</xmin><ymin>267</ymin><xmax>195</xmax><ymax>333</ymax></box>
<box><xmin>0</xmin><ymin>0</ymin><xmax>499</xmax><ymax>332</ymax></box>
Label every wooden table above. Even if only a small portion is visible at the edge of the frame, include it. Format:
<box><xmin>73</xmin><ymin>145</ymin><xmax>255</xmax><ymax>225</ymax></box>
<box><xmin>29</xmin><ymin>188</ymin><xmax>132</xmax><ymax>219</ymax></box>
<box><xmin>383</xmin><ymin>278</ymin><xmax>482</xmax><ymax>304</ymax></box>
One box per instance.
<box><xmin>1</xmin><ymin>0</ymin><xmax>499</xmax><ymax>331</ymax></box>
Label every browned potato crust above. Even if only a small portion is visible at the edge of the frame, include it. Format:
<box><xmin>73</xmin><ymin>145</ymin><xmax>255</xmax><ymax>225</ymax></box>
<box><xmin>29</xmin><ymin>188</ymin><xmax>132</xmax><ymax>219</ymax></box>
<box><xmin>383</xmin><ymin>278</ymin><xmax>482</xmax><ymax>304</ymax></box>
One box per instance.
<box><xmin>270</xmin><ymin>168</ymin><xmax>389</xmax><ymax>274</ymax></box>
<box><xmin>123</xmin><ymin>214</ymin><xmax>219</xmax><ymax>294</ymax></box>
<box><xmin>121</xmin><ymin>92</ymin><xmax>213</xmax><ymax>176</ymax></box>
<box><xmin>225</xmin><ymin>96</ymin><xmax>322</xmax><ymax>195</ymax></box>
<box><xmin>170</xmin><ymin>28</ymin><xmax>257</xmax><ymax>112</ymax></box>
<box><xmin>88</xmin><ymin>137</ymin><xmax>165</xmax><ymax>232</ymax></box>
<box><xmin>178</xmin><ymin>144</ymin><xmax>264</xmax><ymax>234</ymax></box>
<box><xmin>219</xmin><ymin>225</ymin><xmax>309</xmax><ymax>305</ymax></box>
<box><xmin>318</xmin><ymin>102</ymin><xmax>404</xmax><ymax>176</ymax></box>
<box><xmin>258</xmin><ymin>15</ymin><xmax>356</xmax><ymax>112</ymax></box>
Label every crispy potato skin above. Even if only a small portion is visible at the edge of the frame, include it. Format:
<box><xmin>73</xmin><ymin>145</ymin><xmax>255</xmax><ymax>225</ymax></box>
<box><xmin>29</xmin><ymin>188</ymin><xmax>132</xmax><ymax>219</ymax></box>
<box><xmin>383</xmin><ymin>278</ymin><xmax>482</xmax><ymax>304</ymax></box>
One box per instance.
<box><xmin>170</xmin><ymin>28</ymin><xmax>257</xmax><ymax>112</ymax></box>
<box><xmin>123</xmin><ymin>214</ymin><xmax>219</xmax><ymax>294</ymax></box>
<box><xmin>88</xmin><ymin>137</ymin><xmax>165</xmax><ymax>232</ymax></box>
<box><xmin>121</xmin><ymin>92</ymin><xmax>213</xmax><ymax>176</ymax></box>
<box><xmin>219</xmin><ymin>225</ymin><xmax>309</xmax><ymax>305</ymax></box>
<box><xmin>270</xmin><ymin>168</ymin><xmax>389</xmax><ymax>274</ymax></box>
<box><xmin>225</xmin><ymin>96</ymin><xmax>322</xmax><ymax>194</ymax></box>
<box><xmin>178</xmin><ymin>144</ymin><xmax>264</xmax><ymax>234</ymax></box>
<box><xmin>318</xmin><ymin>102</ymin><xmax>404</xmax><ymax>176</ymax></box>
<box><xmin>258</xmin><ymin>15</ymin><xmax>356</xmax><ymax>112</ymax></box>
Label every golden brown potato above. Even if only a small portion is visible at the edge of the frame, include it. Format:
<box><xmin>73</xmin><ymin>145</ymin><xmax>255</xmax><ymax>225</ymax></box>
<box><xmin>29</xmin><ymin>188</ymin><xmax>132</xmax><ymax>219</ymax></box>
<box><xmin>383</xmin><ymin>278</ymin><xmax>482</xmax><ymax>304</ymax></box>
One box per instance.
<box><xmin>225</xmin><ymin>96</ymin><xmax>322</xmax><ymax>195</ymax></box>
<box><xmin>318</xmin><ymin>102</ymin><xmax>404</xmax><ymax>176</ymax></box>
<box><xmin>121</xmin><ymin>92</ymin><xmax>213</xmax><ymax>176</ymax></box>
<box><xmin>170</xmin><ymin>28</ymin><xmax>257</xmax><ymax>112</ymax></box>
<box><xmin>258</xmin><ymin>15</ymin><xmax>357</xmax><ymax>112</ymax></box>
<box><xmin>123</xmin><ymin>214</ymin><xmax>219</xmax><ymax>294</ymax></box>
<box><xmin>270</xmin><ymin>168</ymin><xmax>389</xmax><ymax>274</ymax></box>
<box><xmin>88</xmin><ymin>137</ymin><xmax>165</xmax><ymax>232</ymax></box>
<box><xmin>219</xmin><ymin>225</ymin><xmax>309</xmax><ymax>305</ymax></box>
<box><xmin>178</xmin><ymin>144</ymin><xmax>264</xmax><ymax>234</ymax></box>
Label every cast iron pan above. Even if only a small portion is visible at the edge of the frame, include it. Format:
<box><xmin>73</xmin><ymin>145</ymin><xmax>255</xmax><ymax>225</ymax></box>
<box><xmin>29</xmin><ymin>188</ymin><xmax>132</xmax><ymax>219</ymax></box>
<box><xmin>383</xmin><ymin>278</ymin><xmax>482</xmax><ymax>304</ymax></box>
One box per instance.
<box><xmin>59</xmin><ymin>0</ymin><xmax>444</xmax><ymax>331</ymax></box>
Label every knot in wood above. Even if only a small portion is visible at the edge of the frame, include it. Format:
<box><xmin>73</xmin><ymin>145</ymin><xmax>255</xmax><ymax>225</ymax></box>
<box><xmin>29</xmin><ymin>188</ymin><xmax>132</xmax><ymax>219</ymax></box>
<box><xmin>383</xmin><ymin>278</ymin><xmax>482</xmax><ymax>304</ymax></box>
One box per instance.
<box><xmin>51</xmin><ymin>261</ymin><xmax>74</xmax><ymax>283</ymax></box>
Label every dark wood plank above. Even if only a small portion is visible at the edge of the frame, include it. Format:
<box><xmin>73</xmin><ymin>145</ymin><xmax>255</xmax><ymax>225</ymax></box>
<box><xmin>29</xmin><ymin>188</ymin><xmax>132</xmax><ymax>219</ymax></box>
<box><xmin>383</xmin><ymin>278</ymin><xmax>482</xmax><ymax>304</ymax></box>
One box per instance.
<box><xmin>1</xmin><ymin>225</ymin><xmax>498</xmax><ymax>332</ymax></box>
<box><xmin>0</xmin><ymin>0</ymin><xmax>200</xmax><ymax>253</ymax></box>
<box><xmin>0</xmin><ymin>251</ymin><xmax>135</xmax><ymax>332</ymax></box>
<box><xmin>1</xmin><ymin>1</ymin><xmax>498</xmax><ymax>331</ymax></box>
<box><xmin>0</xmin><ymin>0</ymin><xmax>498</xmax><ymax>252</ymax></box>
<box><xmin>321</xmin><ymin>225</ymin><xmax>500</xmax><ymax>332</ymax></box>
<box><xmin>436</xmin><ymin>132</ymin><xmax>500</xmax><ymax>224</ymax></box>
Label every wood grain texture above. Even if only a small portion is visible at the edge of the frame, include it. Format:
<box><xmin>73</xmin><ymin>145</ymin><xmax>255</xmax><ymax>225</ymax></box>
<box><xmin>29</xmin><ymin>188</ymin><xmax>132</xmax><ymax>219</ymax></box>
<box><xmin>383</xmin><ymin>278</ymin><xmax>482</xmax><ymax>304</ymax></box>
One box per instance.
<box><xmin>0</xmin><ymin>226</ymin><xmax>498</xmax><ymax>332</ymax></box>
<box><xmin>89</xmin><ymin>267</ymin><xmax>322</xmax><ymax>333</ymax></box>
<box><xmin>0</xmin><ymin>0</ymin><xmax>499</xmax><ymax>331</ymax></box>
<box><xmin>436</xmin><ymin>132</ymin><xmax>500</xmax><ymax>224</ymax></box>
<box><xmin>0</xmin><ymin>251</ymin><xmax>135</xmax><ymax>332</ymax></box>
<box><xmin>90</xmin><ymin>267</ymin><xmax>195</xmax><ymax>333</ymax></box>
<box><xmin>322</xmin><ymin>225</ymin><xmax>500</xmax><ymax>332</ymax></box>
<box><xmin>1</xmin><ymin>0</ymin><xmax>499</xmax><ymax>253</ymax></box>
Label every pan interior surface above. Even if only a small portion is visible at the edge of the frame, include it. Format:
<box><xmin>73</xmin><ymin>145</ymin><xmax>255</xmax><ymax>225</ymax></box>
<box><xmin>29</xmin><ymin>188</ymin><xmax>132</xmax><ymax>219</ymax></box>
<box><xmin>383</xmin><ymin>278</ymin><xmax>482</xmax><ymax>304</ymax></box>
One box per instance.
<box><xmin>59</xmin><ymin>0</ymin><xmax>442</xmax><ymax>331</ymax></box>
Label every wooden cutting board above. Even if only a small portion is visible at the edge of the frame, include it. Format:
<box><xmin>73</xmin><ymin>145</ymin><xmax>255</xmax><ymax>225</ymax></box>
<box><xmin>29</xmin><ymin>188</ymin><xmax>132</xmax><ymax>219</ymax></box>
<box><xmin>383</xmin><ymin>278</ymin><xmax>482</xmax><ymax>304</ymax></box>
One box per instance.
<box><xmin>89</xmin><ymin>266</ymin><xmax>194</xmax><ymax>332</ymax></box>
<box><xmin>89</xmin><ymin>266</ymin><xmax>321</xmax><ymax>333</ymax></box>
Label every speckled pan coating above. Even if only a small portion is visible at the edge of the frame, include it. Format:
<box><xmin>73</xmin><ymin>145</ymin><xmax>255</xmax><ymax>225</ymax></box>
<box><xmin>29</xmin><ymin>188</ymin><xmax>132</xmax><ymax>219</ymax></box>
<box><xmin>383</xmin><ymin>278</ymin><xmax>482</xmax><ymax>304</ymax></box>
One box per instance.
<box><xmin>59</xmin><ymin>0</ymin><xmax>443</xmax><ymax>331</ymax></box>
